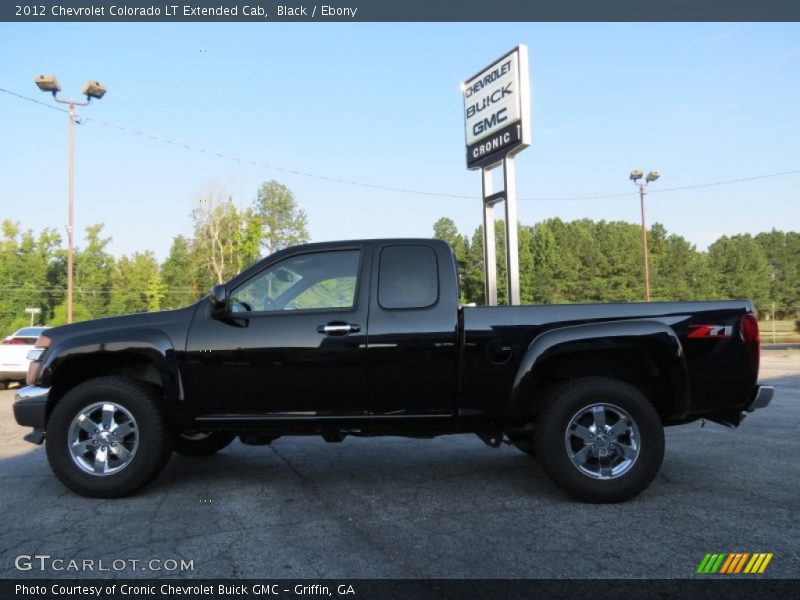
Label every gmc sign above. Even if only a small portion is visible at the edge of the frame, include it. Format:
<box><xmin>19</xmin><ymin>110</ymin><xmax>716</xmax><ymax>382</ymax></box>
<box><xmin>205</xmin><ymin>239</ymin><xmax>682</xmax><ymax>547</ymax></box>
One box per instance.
<box><xmin>462</xmin><ymin>45</ymin><xmax>531</xmax><ymax>169</ymax></box>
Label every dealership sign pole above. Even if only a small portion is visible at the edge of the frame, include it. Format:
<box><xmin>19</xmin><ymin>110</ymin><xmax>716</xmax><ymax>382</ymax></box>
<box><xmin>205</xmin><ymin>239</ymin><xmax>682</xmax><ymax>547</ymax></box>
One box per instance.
<box><xmin>463</xmin><ymin>45</ymin><xmax>531</xmax><ymax>306</ymax></box>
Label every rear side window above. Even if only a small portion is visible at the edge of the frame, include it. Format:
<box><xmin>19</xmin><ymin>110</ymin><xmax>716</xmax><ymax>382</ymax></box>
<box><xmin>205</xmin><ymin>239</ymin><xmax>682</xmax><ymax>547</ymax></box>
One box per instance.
<box><xmin>378</xmin><ymin>245</ymin><xmax>438</xmax><ymax>309</ymax></box>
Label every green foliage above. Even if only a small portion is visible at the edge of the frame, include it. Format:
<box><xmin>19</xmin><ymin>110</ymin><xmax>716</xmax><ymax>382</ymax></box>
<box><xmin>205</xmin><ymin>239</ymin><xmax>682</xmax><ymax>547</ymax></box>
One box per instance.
<box><xmin>287</xmin><ymin>277</ymin><xmax>357</xmax><ymax>310</ymax></box>
<box><xmin>433</xmin><ymin>216</ymin><xmax>793</xmax><ymax>310</ymax></box>
<box><xmin>754</xmin><ymin>230</ymin><xmax>800</xmax><ymax>319</ymax></box>
<box><xmin>50</xmin><ymin>301</ymin><xmax>93</xmax><ymax>326</ymax></box>
<box><xmin>433</xmin><ymin>217</ymin><xmax>471</xmax><ymax>303</ymax></box>
<box><xmin>107</xmin><ymin>252</ymin><xmax>162</xmax><ymax>315</ymax></box>
<box><xmin>254</xmin><ymin>181</ymin><xmax>310</xmax><ymax>254</ymax></box>
<box><xmin>707</xmin><ymin>235</ymin><xmax>771</xmax><ymax>309</ymax></box>
<box><xmin>1</xmin><ymin>182</ymin><xmax>796</xmax><ymax>332</ymax></box>
<box><xmin>74</xmin><ymin>224</ymin><xmax>115</xmax><ymax>318</ymax></box>
<box><xmin>160</xmin><ymin>236</ymin><xmax>201</xmax><ymax>309</ymax></box>
<box><xmin>0</xmin><ymin>180</ymin><xmax>311</xmax><ymax>328</ymax></box>
<box><xmin>0</xmin><ymin>220</ymin><xmax>63</xmax><ymax>335</ymax></box>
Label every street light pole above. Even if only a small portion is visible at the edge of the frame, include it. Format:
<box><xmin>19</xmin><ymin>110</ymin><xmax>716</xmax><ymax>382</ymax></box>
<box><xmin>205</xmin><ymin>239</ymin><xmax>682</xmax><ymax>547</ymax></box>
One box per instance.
<box><xmin>35</xmin><ymin>76</ymin><xmax>107</xmax><ymax>324</ymax></box>
<box><xmin>67</xmin><ymin>101</ymin><xmax>76</xmax><ymax>324</ymax></box>
<box><xmin>55</xmin><ymin>97</ymin><xmax>88</xmax><ymax>325</ymax></box>
<box><xmin>638</xmin><ymin>182</ymin><xmax>650</xmax><ymax>302</ymax></box>
<box><xmin>629</xmin><ymin>170</ymin><xmax>660</xmax><ymax>302</ymax></box>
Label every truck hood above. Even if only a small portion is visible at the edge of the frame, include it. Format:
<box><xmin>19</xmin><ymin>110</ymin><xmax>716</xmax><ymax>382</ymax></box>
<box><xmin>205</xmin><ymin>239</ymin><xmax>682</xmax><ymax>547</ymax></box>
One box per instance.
<box><xmin>43</xmin><ymin>304</ymin><xmax>200</xmax><ymax>343</ymax></box>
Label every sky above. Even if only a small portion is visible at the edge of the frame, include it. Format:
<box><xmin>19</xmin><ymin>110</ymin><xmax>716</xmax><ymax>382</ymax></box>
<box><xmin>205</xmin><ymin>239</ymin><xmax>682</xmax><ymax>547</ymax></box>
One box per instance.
<box><xmin>1</xmin><ymin>22</ymin><xmax>799</xmax><ymax>261</ymax></box>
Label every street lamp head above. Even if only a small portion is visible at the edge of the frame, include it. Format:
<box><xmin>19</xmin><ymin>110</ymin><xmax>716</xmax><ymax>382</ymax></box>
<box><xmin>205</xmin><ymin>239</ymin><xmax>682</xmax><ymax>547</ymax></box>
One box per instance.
<box><xmin>629</xmin><ymin>169</ymin><xmax>643</xmax><ymax>182</ymax></box>
<box><xmin>82</xmin><ymin>80</ymin><xmax>107</xmax><ymax>100</ymax></box>
<box><xmin>35</xmin><ymin>74</ymin><xmax>61</xmax><ymax>94</ymax></box>
<box><xmin>646</xmin><ymin>171</ymin><xmax>660</xmax><ymax>183</ymax></box>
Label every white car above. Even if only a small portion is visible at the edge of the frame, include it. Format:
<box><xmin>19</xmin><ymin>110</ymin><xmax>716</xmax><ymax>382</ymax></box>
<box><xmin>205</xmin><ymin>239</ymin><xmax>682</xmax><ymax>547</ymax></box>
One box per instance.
<box><xmin>0</xmin><ymin>327</ymin><xmax>48</xmax><ymax>389</ymax></box>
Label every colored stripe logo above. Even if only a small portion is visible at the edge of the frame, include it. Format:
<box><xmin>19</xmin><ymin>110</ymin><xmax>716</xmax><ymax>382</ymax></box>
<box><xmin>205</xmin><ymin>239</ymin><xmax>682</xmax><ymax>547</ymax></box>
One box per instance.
<box><xmin>697</xmin><ymin>553</ymin><xmax>773</xmax><ymax>574</ymax></box>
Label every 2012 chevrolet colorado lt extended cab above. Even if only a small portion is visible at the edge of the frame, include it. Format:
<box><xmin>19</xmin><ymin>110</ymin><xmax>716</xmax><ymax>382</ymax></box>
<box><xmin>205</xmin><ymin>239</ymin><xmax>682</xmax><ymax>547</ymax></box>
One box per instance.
<box><xmin>14</xmin><ymin>239</ymin><xmax>773</xmax><ymax>502</ymax></box>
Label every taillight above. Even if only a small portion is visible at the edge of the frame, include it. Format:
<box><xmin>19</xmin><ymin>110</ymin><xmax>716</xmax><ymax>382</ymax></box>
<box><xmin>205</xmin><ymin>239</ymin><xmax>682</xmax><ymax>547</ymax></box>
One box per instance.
<box><xmin>741</xmin><ymin>313</ymin><xmax>760</xmax><ymax>374</ymax></box>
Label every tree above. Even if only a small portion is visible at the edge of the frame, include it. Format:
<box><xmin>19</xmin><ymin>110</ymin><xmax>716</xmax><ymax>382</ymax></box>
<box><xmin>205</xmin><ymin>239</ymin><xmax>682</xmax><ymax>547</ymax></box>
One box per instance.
<box><xmin>74</xmin><ymin>224</ymin><xmax>115</xmax><ymax>319</ymax></box>
<box><xmin>161</xmin><ymin>236</ymin><xmax>200</xmax><ymax>309</ymax></box>
<box><xmin>107</xmin><ymin>252</ymin><xmax>162</xmax><ymax>316</ymax></box>
<box><xmin>433</xmin><ymin>217</ymin><xmax>470</xmax><ymax>302</ymax></box>
<box><xmin>707</xmin><ymin>235</ymin><xmax>771</xmax><ymax>309</ymax></box>
<box><xmin>0</xmin><ymin>220</ymin><xmax>62</xmax><ymax>335</ymax></box>
<box><xmin>191</xmin><ymin>185</ymin><xmax>263</xmax><ymax>286</ymax></box>
<box><xmin>254</xmin><ymin>180</ymin><xmax>309</xmax><ymax>254</ymax></box>
<box><xmin>49</xmin><ymin>301</ymin><xmax>93</xmax><ymax>325</ymax></box>
<box><xmin>755</xmin><ymin>230</ymin><xmax>800</xmax><ymax>318</ymax></box>
<box><xmin>649</xmin><ymin>224</ymin><xmax>710</xmax><ymax>301</ymax></box>
<box><xmin>529</xmin><ymin>221</ymin><xmax>560</xmax><ymax>303</ymax></box>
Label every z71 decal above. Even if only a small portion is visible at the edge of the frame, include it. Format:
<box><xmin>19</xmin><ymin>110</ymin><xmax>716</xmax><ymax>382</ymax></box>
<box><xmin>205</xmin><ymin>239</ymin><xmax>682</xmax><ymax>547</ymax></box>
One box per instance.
<box><xmin>687</xmin><ymin>324</ymin><xmax>733</xmax><ymax>339</ymax></box>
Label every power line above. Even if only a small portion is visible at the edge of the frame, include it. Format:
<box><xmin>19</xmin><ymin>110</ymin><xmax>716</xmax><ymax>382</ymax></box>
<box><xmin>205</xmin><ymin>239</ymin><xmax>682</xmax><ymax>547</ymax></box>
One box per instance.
<box><xmin>3</xmin><ymin>86</ymin><xmax>800</xmax><ymax>203</ymax></box>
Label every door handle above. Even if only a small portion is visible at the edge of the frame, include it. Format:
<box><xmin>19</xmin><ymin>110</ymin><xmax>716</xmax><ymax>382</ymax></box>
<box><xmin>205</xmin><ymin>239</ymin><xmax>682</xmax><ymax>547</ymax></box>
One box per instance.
<box><xmin>317</xmin><ymin>322</ymin><xmax>360</xmax><ymax>336</ymax></box>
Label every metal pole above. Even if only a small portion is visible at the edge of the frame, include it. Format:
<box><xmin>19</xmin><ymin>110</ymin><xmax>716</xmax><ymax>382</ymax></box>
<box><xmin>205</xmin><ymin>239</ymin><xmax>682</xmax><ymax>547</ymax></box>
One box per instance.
<box><xmin>639</xmin><ymin>184</ymin><xmax>651</xmax><ymax>302</ymax></box>
<box><xmin>503</xmin><ymin>155</ymin><xmax>520</xmax><ymax>305</ymax></box>
<box><xmin>67</xmin><ymin>101</ymin><xmax>75</xmax><ymax>324</ymax></box>
<box><xmin>771</xmin><ymin>302</ymin><xmax>776</xmax><ymax>344</ymax></box>
<box><xmin>481</xmin><ymin>167</ymin><xmax>497</xmax><ymax>306</ymax></box>
<box><xmin>30</xmin><ymin>312</ymin><xmax>34</xmax><ymax>327</ymax></box>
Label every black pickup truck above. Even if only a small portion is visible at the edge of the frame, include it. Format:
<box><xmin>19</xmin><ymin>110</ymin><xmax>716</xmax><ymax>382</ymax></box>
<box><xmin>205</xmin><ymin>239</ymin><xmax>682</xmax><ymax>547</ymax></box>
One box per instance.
<box><xmin>14</xmin><ymin>239</ymin><xmax>772</xmax><ymax>502</ymax></box>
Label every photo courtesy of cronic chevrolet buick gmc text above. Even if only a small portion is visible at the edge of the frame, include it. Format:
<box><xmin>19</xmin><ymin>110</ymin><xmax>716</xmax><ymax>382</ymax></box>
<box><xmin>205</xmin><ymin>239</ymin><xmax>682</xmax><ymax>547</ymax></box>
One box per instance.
<box><xmin>13</xmin><ymin>239</ymin><xmax>772</xmax><ymax>502</ymax></box>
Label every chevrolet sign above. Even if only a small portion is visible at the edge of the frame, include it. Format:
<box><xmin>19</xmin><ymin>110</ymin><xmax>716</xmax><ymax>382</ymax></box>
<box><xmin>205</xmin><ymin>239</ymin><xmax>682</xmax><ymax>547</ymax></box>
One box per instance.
<box><xmin>462</xmin><ymin>45</ymin><xmax>531</xmax><ymax>169</ymax></box>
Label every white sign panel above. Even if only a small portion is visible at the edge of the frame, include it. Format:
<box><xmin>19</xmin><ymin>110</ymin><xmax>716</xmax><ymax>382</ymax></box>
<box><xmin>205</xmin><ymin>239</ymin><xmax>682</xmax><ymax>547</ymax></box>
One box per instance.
<box><xmin>462</xmin><ymin>45</ymin><xmax>531</xmax><ymax>168</ymax></box>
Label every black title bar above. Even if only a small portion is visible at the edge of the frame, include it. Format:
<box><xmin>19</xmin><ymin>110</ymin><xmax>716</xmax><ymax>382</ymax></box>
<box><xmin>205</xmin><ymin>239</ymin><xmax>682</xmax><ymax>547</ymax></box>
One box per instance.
<box><xmin>3</xmin><ymin>1</ymin><xmax>800</xmax><ymax>22</ymax></box>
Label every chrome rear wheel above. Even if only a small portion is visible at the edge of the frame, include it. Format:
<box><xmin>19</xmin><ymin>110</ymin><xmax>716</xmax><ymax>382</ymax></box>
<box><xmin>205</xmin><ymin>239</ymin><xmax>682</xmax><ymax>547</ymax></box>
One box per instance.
<box><xmin>564</xmin><ymin>403</ymin><xmax>640</xmax><ymax>480</ymax></box>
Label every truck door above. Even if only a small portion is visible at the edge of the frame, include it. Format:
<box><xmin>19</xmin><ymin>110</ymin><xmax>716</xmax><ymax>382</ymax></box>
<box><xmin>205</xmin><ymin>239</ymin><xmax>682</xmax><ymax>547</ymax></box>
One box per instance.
<box><xmin>182</xmin><ymin>245</ymin><xmax>370</xmax><ymax>417</ymax></box>
<box><xmin>365</xmin><ymin>242</ymin><xmax>459</xmax><ymax>416</ymax></box>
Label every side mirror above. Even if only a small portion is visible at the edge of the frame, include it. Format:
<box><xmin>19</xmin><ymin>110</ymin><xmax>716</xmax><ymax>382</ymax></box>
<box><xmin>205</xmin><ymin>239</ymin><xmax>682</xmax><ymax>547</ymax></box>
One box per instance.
<box><xmin>209</xmin><ymin>284</ymin><xmax>228</xmax><ymax>316</ymax></box>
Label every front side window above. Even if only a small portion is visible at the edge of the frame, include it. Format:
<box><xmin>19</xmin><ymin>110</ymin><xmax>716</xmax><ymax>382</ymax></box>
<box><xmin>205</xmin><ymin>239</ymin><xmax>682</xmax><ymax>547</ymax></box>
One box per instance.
<box><xmin>230</xmin><ymin>250</ymin><xmax>360</xmax><ymax>313</ymax></box>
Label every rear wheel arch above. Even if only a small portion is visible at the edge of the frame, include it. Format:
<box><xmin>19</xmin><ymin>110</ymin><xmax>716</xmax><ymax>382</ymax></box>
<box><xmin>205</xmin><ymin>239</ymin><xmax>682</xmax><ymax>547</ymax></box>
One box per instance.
<box><xmin>524</xmin><ymin>348</ymin><xmax>676</xmax><ymax>419</ymax></box>
<box><xmin>510</xmin><ymin>323</ymin><xmax>689</xmax><ymax>421</ymax></box>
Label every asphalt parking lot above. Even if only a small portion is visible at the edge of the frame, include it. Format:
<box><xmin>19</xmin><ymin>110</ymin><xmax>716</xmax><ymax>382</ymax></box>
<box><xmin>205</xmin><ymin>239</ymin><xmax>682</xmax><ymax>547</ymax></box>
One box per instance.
<box><xmin>1</xmin><ymin>352</ymin><xmax>798</xmax><ymax>579</ymax></box>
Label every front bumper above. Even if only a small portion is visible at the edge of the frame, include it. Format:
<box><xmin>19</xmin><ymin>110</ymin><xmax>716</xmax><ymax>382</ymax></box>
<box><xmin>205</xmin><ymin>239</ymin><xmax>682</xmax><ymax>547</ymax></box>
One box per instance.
<box><xmin>745</xmin><ymin>385</ymin><xmax>774</xmax><ymax>411</ymax></box>
<box><xmin>13</xmin><ymin>385</ymin><xmax>50</xmax><ymax>429</ymax></box>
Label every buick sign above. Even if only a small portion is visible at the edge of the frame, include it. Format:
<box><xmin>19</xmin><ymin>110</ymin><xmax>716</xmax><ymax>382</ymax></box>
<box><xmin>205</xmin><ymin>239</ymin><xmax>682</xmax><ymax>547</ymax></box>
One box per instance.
<box><xmin>463</xmin><ymin>45</ymin><xmax>531</xmax><ymax>169</ymax></box>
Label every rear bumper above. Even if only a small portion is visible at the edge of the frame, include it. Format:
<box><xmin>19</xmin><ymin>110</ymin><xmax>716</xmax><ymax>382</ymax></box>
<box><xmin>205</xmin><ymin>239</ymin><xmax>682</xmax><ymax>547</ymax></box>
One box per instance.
<box><xmin>13</xmin><ymin>385</ymin><xmax>50</xmax><ymax>429</ymax></box>
<box><xmin>745</xmin><ymin>385</ymin><xmax>774</xmax><ymax>412</ymax></box>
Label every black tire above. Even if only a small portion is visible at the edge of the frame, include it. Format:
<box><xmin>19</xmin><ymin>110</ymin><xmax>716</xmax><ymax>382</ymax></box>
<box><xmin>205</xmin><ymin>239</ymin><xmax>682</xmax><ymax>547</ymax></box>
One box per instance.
<box><xmin>534</xmin><ymin>377</ymin><xmax>664</xmax><ymax>503</ymax></box>
<box><xmin>173</xmin><ymin>432</ymin><xmax>235</xmax><ymax>457</ymax></box>
<box><xmin>46</xmin><ymin>376</ymin><xmax>173</xmax><ymax>498</ymax></box>
<box><xmin>506</xmin><ymin>431</ymin><xmax>536</xmax><ymax>457</ymax></box>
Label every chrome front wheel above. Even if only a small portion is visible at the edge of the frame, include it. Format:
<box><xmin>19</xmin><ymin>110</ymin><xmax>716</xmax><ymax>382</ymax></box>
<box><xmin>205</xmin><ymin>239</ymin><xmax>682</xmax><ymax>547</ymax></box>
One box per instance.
<box><xmin>67</xmin><ymin>401</ymin><xmax>139</xmax><ymax>476</ymax></box>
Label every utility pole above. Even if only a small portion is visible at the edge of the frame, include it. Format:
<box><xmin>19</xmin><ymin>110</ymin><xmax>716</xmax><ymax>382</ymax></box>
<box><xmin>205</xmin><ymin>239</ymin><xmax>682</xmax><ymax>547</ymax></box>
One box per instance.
<box><xmin>629</xmin><ymin>169</ymin><xmax>660</xmax><ymax>302</ymax></box>
<box><xmin>35</xmin><ymin>76</ymin><xmax>107</xmax><ymax>323</ymax></box>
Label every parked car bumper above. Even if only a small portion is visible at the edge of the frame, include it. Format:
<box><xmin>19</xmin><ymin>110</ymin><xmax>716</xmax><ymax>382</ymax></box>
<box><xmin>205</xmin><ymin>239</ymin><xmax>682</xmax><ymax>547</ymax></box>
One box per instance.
<box><xmin>0</xmin><ymin>367</ymin><xmax>27</xmax><ymax>381</ymax></box>
<box><xmin>13</xmin><ymin>385</ymin><xmax>50</xmax><ymax>429</ymax></box>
